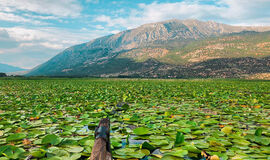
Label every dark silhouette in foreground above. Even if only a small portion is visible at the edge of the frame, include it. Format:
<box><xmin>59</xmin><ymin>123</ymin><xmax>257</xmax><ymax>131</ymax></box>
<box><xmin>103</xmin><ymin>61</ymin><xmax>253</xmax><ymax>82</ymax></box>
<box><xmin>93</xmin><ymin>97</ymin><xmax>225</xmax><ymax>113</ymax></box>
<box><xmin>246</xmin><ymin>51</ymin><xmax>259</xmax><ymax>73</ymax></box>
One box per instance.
<box><xmin>89</xmin><ymin>118</ymin><xmax>112</xmax><ymax>160</ymax></box>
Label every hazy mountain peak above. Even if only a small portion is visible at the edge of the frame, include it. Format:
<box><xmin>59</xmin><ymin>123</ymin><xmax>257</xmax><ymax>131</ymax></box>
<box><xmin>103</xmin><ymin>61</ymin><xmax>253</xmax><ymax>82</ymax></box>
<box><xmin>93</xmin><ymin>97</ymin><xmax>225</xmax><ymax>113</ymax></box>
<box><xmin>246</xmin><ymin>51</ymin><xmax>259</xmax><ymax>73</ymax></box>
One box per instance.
<box><xmin>0</xmin><ymin>63</ymin><xmax>26</xmax><ymax>73</ymax></box>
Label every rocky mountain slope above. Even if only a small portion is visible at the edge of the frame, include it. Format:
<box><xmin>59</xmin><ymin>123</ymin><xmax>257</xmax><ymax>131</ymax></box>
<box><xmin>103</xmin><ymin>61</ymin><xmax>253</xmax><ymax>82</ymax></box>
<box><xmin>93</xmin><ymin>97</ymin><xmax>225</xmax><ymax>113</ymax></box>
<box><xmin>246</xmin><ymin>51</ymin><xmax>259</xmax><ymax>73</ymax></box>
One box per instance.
<box><xmin>27</xmin><ymin>19</ymin><xmax>270</xmax><ymax>78</ymax></box>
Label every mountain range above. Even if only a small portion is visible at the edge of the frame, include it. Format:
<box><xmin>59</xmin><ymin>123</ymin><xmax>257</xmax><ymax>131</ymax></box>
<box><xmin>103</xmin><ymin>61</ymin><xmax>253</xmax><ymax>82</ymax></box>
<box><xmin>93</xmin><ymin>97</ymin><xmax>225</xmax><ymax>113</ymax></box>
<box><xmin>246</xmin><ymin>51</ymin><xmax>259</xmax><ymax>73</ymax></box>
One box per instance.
<box><xmin>27</xmin><ymin>19</ymin><xmax>270</xmax><ymax>78</ymax></box>
<box><xmin>0</xmin><ymin>63</ymin><xmax>26</xmax><ymax>73</ymax></box>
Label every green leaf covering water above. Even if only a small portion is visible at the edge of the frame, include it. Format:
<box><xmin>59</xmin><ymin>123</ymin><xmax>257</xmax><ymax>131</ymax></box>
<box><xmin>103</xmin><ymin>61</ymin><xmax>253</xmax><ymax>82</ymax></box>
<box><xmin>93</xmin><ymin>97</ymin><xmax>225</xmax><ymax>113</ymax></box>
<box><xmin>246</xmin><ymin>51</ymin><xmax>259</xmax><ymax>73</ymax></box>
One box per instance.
<box><xmin>221</xmin><ymin>126</ymin><xmax>233</xmax><ymax>134</ymax></box>
<box><xmin>0</xmin><ymin>78</ymin><xmax>269</xmax><ymax>159</ymax></box>
<box><xmin>6</xmin><ymin>133</ymin><xmax>26</xmax><ymax>142</ymax></box>
<box><xmin>255</xmin><ymin>128</ymin><xmax>263</xmax><ymax>136</ymax></box>
<box><xmin>64</xmin><ymin>146</ymin><xmax>84</xmax><ymax>153</ymax></box>
<box><xmin>133</xmin><ymin>127</ymin><xmax>151</xmax><ymax>136</ymax></box>
<box><xmin>42</xmin><ymin>134</ymin><xmax>61</xmax><ymax>145</ymax></box>
<box><xmin>114</xmin><ymin>148</ymin><xmax>146</xmax><ymax>159</ymax></box>
<box><xmin>165</xmin><ymin>149</ymin><xmax>188</xmax><ymax>157</ymax></box>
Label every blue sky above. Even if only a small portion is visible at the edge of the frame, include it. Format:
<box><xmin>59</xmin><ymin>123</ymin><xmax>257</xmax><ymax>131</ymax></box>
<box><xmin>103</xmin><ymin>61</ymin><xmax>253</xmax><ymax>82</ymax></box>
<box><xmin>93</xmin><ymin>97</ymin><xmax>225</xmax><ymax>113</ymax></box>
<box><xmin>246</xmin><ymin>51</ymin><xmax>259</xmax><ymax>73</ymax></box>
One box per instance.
<box><xmin>0</xmin><ymin>0</ymin><xmax>270</xmax><ymax>69</ymax></box>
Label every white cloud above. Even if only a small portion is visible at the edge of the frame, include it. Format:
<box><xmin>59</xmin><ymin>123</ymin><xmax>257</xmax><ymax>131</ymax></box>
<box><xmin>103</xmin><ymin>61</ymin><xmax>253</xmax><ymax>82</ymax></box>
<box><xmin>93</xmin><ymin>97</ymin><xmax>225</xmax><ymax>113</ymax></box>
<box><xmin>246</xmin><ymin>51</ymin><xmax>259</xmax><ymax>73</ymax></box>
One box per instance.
<box><xmin>0</xmin><ymin>0</ymin><xmax>82</xmax><ymax>25</ymax></box>
<box><xmin>40</xmin><ymin>42</ymin><xmax>64</xmax><ymax>50</ymax></box>
<box><xmin>94</xmin><ymin>15</ymin><xmax>130</xmax><ymax>28</ymax></box>
<box><xmin>23</xmin><ymin>14</ymin><xmax>59</xmax><ymax>20</ymax></box>
<box><xmin>0</xmin><ymin>26</ymin><xmax>113</xmax><ymax>68</ymax></box>
<box><xmin>0</xmin><ymin>12</ymin><xmax>45</xmax><ymax>24</ymax></box>
<box><xmin>0</xmin><ymin>29</ymin><xmax>19</xmax><ymax>49</ymax></box>
<box><xmin>0</xmin><ymin>0</ymin><xmax>82</xmax><ymax>17</ymax></box>
<box><xmin>95</xmin><ymin>15</ymin><xmax>111</xmax><ymax>23</ymax></box>
<box><xmin>95</xmin><ymin>0</ymin><xmax>270</xmax><ymax>29</ymax></box>
<box><xmin>110</xmin><ymin>30</ymin><xmax>120</xmax><ymax>34</ymax></box>
<box><xmin>95</xmin><ymin>25</ymin><xmax>105</xmax><ymax>30</ymax></box>
<box><xmin>218</xmin><ymin>0</ymin><xmax>270</xmax><ymax>22</ymax></box>
<box><xmin>136</xmin><ymin>2</ymin><xmax>221</xmax><ymax>24</ymax></box>
<box><xmin>86</xmin><ymin>0</ymin><xmax>99</xmax><ymax>4</ymax></box>
<box><xmin>1</xmin><ymin>27</ymin><xmax>100</xmax><ymax>53</ymax></box>
<box><xmin>95</xmin><ymin>2</ymin><xmax>221</xmax><ymax>29</ymax></box>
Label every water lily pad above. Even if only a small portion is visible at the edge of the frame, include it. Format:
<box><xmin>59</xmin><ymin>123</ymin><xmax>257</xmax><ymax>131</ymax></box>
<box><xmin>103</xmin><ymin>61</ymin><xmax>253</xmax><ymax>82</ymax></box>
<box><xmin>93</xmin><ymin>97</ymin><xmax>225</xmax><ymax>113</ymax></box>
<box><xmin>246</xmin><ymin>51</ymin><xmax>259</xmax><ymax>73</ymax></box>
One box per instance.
<box><xmin>255</xmin><ymin>128</ymin><xmax>263</xmax><ymax>136</ymax></box>
<box><xmin>30</xmin><ymin>148</ymin><xmax>46</xmax><ymax>158</ymax></box>
<box><xmin>114</xmin><ymin>148</ymin><xmax>135</xmax><ymax>156</ymax></box>
<box><xmin>194</xmin><ymin>141</ymin><xmax>209</xmax><ymax>149</ymax></box>
<box><xmin>161</xmin><ymin>142</ymin><xmax>174</xmax><ymax>150</ymax></box>
<box><xmin>164</xmin><ymin>149</ymin><xmax>188</xmax><ymax>158</ymax></box>
<box><xmin>221</xmin><ymin>126</ymin><xmax>233</xmax><ymax>134</ymax></box>
<box><xmin>178</xmin><ymin>128</ymin><xmax>191</xmax><ymax>133</ymax></box>
<box><xmin>1</xmin><ymin>79</ymin><xmax>270</xmax><ymax>160</ymax></box>
<box><xmin>0</xmin><ymin>145</ymin><xmax>25</xmax><ymax>159</ymax></box>
<box><xmin>192</xmin><ymin>130</ymin><xmax>204</xmax><ymax>135</ymax></box>
<box><xmin>161</xmin><ymin>155</ymin><xmax>184</xmax><ymax>160</ymax></box>
<box><xmin>150</xmin><ymin>139</ymin><xmax>169</xmax><ymax>147</ymax></box>
<box><xmin>114</xmin><ymin>148</ymin><xmax>146</xmax><ymax>159</ymax></box>
<box><xmin>6</xmin><ymin>133</ymin><xmax>26</xmax><ymax>142</ymax></box>
<box><xmin>182</xmin><ymin>144</ymin><xmax>201</xmax><ymax>153</ymax></box>
<box><xmin>133</xmin><ymin>127</ymin><xmax>151</xmax><ymax>135</ymax></box>
<box><xmin>47</xmin><ymin>147</ymin><xmax>70</xmax><ymax>157</ymax></box>
<box><xmin>42</xmin><ymin>134</ymin><xmax>61</xmax><ymax>145</ymax></box>
<box><xmin>70</xmin><ymin>153</ymin><xmax>81</xmax><ymax>160</ymax></box>
<box><xmin>65</xmin><ymin>146</ymin><xmax>84</xmax><ymax>153</ymax></box>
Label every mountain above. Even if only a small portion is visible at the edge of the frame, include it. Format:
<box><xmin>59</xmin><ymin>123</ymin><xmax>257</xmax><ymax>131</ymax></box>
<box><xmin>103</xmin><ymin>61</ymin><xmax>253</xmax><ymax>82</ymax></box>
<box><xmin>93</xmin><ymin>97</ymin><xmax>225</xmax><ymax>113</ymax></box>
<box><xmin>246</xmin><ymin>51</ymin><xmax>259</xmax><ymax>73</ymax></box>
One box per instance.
<box><xmin>0</xmin><ymin>63</ymin><xmax>26</xmax><ymax>73</ymax></box>
<box><xmin>27</xmin><ymin>19</ymin><xmax>270</xmax><ymax>78</ymax></box>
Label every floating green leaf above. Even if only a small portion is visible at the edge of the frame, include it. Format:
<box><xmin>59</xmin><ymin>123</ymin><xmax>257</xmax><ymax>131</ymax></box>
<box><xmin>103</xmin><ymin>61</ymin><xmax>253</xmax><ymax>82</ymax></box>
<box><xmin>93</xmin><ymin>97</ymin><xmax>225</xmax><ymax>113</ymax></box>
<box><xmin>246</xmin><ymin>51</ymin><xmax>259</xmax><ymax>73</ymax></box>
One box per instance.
<box><xmin>221</xmin><ymin>126</ymin><xmax>233</xmax><ymax>134</ymax></box>
<box><xmin>6</xmin><ymin>133</ymin><xmax>26</xmax><ymax>142</ymax></box>
<box><xmin>42</xmin><ymin>134</ymin><xmax>61</xmax><ymax>145</ymax></box>
<box><xmin>255</xmin><ymin>128</ymin><xmax>263</xmax><ymax>136</ymax></box>
<box><xmin>0</xmin><ymin>79</ymin><xmax>269</xmax><ymax>159</ymax></box>
<box><xmin>165</xmin><ymin>149</ymin><xmax>188</xmax><ymax>158</ymax></box>
<box><xmin>64</xmin><ymin>146</ymin><xmax>84</xmax><ymax>153</ymax></box>
<box><xmin>133</xmin><ymin>127</ymin><xmax>151</xmax><ymax>136</ymax></box>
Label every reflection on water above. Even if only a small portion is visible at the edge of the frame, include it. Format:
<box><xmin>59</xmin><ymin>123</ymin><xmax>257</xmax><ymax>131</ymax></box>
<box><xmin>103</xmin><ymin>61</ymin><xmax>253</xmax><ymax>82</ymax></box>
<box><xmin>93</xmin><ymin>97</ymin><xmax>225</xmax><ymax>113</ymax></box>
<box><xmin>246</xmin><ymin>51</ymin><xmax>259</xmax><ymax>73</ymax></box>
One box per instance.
<box><xmin>121</xmin><ymin>135</ymin><xmax>149</xmax><ymax>148</ymax></box>
<box><xmin>121</xmin><ymin>135</ymin><xmax>163</xmax><ymax>160</ymax></box>
<box><xmin>77</xmin><ymin>125</ymin><xmax>90</xmax><ymax>134</ymax></box>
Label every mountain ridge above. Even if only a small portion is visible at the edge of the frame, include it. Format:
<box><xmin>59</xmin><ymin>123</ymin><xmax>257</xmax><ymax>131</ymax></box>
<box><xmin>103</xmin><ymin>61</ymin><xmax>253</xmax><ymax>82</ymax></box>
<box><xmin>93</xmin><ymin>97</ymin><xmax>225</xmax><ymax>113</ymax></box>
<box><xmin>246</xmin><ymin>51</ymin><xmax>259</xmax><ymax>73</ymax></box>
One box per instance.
<box><xmin>27</xmin><ymin>19</ymin><xmax>270</xmax><ymax>78</ymax></box>
<box><xmin>83</xmin><ymin>19</ymin><xmax>270</xmax><ymax>51</ymax></box>
<box><xmin>0</xmin><ymin>63</ymin><xmax>26</xmax><ymax>73</ymax></box>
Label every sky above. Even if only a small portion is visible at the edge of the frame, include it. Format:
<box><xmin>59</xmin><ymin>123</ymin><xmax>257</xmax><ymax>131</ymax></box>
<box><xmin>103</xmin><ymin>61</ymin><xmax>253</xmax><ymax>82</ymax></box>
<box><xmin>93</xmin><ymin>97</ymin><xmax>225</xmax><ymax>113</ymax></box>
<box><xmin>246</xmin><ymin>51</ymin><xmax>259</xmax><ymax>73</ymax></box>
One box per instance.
<box><xmin>0</xmin><ymin>0</ymin><xmax>270</xmax><ymax>69</ymax></box>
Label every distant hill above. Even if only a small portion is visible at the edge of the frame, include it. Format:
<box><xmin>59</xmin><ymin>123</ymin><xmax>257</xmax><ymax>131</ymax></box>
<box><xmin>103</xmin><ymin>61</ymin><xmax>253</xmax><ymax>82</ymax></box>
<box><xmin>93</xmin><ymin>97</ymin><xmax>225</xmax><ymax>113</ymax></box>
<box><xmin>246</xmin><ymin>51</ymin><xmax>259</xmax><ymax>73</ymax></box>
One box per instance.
<box><xmin>27</xmin><ymin>19</ymin><xmax>270</xmax><ymax>78</ymax></box>
<box><xmin>0</xmin><ymin>63</ymin><xmax>26</xmax><ymax>73</ymax></box>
